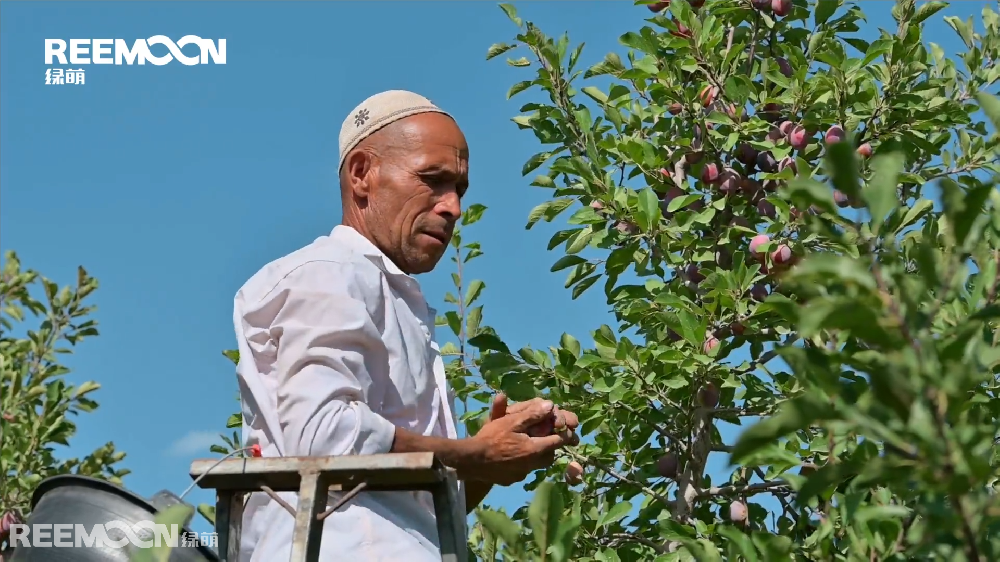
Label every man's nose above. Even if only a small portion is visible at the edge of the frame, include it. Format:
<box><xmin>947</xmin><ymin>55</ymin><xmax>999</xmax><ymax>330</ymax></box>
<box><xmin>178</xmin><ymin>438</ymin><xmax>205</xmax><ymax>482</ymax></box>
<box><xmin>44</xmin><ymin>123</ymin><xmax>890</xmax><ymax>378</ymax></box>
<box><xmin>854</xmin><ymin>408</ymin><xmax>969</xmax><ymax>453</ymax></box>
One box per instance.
<box><xmin>436</xmin><ymin>190</ymin><xmax>461</xmax><ymax>221</ymax></box>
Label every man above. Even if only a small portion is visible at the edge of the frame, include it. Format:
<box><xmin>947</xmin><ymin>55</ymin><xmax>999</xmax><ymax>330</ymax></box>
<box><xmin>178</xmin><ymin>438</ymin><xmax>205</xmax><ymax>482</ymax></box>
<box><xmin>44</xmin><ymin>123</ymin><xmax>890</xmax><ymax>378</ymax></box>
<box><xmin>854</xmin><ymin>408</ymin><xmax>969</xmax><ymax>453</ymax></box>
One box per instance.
<box><xmin>231</xmin><ymin>90</ymin><xmax>579</xmax><ymax>561</ymax></box>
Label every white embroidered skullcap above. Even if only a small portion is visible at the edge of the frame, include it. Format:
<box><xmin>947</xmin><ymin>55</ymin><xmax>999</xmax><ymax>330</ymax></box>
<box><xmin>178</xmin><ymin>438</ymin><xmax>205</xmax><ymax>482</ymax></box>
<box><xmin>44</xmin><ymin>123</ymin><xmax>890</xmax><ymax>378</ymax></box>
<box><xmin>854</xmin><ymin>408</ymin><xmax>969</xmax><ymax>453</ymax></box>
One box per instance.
<box><xmin>338</xmin><ymin>90</ymin><xmax>452</xmax><ymax>171</ymax></box>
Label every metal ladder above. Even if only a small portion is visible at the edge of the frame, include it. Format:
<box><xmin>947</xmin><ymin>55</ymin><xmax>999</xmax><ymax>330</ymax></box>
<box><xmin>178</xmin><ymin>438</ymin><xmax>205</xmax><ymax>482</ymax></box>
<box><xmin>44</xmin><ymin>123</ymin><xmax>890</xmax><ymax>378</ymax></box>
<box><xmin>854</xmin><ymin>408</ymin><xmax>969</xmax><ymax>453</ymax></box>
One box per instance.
<box><xmin>188</xmin><ymin>452</ymin><xmax>467</xmax><ymax>562</ymax></box>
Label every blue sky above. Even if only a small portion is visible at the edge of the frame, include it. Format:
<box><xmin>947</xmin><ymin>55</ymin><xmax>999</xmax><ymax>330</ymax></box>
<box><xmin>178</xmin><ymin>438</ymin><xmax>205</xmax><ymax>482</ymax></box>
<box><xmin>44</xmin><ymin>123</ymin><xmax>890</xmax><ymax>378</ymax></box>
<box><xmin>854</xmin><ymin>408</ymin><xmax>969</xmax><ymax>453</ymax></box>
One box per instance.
<box><xmin>1</xmin><ymin>0</ymin><xmax>990</xmax><ymax>539</ymax></box>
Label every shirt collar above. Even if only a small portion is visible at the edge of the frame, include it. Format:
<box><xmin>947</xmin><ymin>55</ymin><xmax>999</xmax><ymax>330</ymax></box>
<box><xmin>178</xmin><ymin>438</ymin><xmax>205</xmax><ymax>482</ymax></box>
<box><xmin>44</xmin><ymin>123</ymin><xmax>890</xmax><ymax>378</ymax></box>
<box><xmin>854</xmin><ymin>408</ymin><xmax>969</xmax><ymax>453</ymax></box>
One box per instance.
<box><xmin>330</xmin><ymin>225</ymin><xmax>437</xmax><ymax>317</ymax></box>
<box><xmin>330</xmin><ymin>225</ymin><xmax>407</xmax><ymax>276</ymax></box>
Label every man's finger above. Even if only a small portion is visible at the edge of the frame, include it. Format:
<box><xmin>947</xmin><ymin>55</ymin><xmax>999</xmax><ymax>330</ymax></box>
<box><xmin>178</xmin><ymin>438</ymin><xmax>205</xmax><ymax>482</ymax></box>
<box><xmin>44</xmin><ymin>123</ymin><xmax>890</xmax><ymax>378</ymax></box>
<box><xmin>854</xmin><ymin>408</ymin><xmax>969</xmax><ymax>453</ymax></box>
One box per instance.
<box><xmin>529</xmin><ymin>432</ymin><xmax>574</xmax><ymax>453</ymax></box>
<box><xmin>506</xmin><ymin>397</ymin><xmax>544</xmax><ymax>416</ymax></box>
<box><xmin>561</xmin><ymin>409</ymin><xmax>580</xmax><ymax>430</ymax></box>
<box><xmin>490</xmin><ymin>393</ymin><xmax>508</xmax><ymax>421</ymax></box>
<box><xmin>509</xmin><ymin>400</ymin><xmax>555</xmax><ymax>431</ymax></box>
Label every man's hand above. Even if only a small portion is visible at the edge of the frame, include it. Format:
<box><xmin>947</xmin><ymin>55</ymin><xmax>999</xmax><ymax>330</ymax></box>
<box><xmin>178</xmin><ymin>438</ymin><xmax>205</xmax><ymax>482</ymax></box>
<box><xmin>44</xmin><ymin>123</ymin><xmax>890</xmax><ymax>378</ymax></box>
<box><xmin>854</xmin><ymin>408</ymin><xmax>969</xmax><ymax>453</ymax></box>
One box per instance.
<box><xmin>466</xmin><ymin>399</ymin><xmax>575</xmax><ymax>486</ymax></box>
<box><xmin>489</xmin><ymin>393</ymin><xmax>580</xmax><ymax>445</ymax></box>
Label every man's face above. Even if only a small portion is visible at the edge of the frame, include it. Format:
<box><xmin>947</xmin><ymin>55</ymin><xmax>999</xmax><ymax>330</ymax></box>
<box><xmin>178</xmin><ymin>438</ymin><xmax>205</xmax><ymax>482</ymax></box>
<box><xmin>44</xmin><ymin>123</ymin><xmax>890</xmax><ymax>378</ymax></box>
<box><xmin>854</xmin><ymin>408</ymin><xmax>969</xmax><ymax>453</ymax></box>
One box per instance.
<box><xmin>357</xmin><ymin>113</ymin><xmax>469</xmax><ymax>275</ymax></box>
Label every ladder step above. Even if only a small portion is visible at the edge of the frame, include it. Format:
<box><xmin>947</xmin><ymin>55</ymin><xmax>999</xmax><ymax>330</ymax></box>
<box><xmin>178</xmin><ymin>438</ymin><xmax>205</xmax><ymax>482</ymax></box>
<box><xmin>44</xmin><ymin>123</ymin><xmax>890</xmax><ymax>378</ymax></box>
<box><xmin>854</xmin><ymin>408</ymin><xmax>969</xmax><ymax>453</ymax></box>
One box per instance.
<box><xmin>188</xmin><ymin>452</ymin><xmax>443</xmax><ymax>492</ymax></box>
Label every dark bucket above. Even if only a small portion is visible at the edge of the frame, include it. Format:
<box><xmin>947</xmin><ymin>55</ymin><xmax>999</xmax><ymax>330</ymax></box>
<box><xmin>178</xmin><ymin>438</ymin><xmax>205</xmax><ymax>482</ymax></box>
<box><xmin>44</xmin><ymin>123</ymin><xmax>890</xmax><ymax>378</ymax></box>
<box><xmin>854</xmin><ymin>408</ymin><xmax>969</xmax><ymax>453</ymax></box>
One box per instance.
<box><xmin>7</xmin><ymin>475</ymin><xmax>219</xmax><ymax>562</ymax></box>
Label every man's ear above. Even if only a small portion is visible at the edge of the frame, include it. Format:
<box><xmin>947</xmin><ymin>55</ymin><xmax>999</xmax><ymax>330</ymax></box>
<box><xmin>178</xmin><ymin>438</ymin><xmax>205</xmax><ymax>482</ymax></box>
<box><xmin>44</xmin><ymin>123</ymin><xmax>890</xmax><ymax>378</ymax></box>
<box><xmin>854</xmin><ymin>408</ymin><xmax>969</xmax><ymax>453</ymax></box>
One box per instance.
<box><xmin>343</xmin><ymin>149</ymin><xmax>376</xmax><ymax>200</ymax></box>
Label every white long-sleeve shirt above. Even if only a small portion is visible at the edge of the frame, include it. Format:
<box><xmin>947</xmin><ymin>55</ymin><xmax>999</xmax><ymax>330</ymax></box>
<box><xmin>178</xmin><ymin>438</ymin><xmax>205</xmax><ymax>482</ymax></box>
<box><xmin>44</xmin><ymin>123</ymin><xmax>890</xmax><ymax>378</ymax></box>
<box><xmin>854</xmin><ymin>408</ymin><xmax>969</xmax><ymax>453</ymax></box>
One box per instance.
<box><xmin>232</xmin><ymin>224</ymin><xmax>466</xmax><ymax>562</ymax></box>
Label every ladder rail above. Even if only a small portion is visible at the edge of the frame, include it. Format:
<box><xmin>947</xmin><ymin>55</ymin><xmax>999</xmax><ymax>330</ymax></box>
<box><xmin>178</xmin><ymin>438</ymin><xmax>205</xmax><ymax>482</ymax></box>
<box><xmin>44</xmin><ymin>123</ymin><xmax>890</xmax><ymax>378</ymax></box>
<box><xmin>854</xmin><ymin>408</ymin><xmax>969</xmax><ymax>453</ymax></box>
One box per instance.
<box><xmin>188</xmin><ymin>452</ymin><xmax>466</xmax><ymax>562</ymax></box>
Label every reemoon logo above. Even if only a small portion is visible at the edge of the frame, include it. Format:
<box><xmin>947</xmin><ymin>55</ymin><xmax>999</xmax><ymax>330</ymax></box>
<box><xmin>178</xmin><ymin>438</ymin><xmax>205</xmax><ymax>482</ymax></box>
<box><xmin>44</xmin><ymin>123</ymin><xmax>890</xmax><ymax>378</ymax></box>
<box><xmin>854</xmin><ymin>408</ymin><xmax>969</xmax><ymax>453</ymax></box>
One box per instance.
<box><xmin>44</xmin><ymin>37</ymin><xmax>226</xmax><ymax>66</ymax></box>
<box><xmin>6</xmin><ymin>521</ymin><xmax>217</xmax><ymax>549</ymax></box>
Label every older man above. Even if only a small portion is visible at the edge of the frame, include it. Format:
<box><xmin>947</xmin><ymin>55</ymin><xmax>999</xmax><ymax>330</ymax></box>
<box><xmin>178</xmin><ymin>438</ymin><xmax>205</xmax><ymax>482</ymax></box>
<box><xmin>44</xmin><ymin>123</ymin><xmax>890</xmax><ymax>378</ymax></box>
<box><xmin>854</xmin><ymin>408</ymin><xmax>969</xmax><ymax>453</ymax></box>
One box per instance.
<box><xmin>232</xmin><ymin>90</ymin><xmax>579</xmax><ymax>561</ymax></box>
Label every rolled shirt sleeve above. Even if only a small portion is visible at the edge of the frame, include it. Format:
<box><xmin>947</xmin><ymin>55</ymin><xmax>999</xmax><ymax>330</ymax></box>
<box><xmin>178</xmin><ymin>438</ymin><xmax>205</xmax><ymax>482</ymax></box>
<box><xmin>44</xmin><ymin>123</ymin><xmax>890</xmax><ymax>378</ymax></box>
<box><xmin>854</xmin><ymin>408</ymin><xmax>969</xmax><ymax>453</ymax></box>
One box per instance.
<box><xmin>248</xmin><ymin>260</ymin><xmax>397</xmax><ymax>458</ymax></box>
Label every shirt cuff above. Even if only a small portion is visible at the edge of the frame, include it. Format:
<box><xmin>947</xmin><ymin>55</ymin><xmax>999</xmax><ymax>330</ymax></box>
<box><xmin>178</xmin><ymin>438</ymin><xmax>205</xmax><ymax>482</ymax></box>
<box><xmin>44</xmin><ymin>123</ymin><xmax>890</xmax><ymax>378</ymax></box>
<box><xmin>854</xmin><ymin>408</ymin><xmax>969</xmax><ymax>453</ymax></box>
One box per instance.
<box><xmin>352</xmin><ymin>400</ymin><xmax>397</xmax><ymax>456</ymax></box>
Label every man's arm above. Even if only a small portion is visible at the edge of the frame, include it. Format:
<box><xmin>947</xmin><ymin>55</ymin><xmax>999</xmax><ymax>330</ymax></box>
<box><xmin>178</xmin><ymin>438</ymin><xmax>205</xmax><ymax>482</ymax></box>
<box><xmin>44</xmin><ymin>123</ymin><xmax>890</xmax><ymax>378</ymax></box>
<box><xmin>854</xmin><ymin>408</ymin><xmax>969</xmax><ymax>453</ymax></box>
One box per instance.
<box><xmin>266</xmin><ymin>264</ymin><xmax>398</xmax><ymax>458</ymax></box>
<box><xmin>263</xmin><ymin>263</ymin><xmax>573</xmax><ymax>490</ymax></box>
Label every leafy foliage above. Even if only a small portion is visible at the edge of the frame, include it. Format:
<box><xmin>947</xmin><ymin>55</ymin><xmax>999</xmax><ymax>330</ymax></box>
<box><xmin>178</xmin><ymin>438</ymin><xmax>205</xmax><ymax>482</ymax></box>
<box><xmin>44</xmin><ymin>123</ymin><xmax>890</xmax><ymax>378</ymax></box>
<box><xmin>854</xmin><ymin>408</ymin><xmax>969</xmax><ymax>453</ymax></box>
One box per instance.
<box><xmin>0</xmin><ymin>251</ymin><xmax>130</xmax><ymax>523</ymax></box>
<box><xmin>450</xmin><ymin>0</ymin><xmax>1000</xmax><ymax>560</ymax></box>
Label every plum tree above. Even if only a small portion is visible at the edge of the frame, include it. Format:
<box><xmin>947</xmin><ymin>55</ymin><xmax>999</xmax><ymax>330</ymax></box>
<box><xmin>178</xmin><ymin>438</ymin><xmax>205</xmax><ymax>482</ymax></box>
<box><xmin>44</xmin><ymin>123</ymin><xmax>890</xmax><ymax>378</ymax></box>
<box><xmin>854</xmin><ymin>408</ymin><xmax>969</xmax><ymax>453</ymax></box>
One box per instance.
<box><xmin>0</xmin><ymin>253</ymin><xmax>130</xmax><ymax>545</ymax></box>
<box><xmin>326</xmin><ymin>1</ymin><xmax>1000</xmax><ymax>560</ymax></box>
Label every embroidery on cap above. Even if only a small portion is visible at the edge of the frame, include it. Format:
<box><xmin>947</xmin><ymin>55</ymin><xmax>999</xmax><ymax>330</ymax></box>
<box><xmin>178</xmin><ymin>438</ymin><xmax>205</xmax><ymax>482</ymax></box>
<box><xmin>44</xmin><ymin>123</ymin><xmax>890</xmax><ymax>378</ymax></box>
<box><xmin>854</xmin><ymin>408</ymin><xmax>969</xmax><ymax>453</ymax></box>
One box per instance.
<box><xmin>354</xmin><ymin>108</ymin><xmax>370</xmax><ymax>127</ymax></box>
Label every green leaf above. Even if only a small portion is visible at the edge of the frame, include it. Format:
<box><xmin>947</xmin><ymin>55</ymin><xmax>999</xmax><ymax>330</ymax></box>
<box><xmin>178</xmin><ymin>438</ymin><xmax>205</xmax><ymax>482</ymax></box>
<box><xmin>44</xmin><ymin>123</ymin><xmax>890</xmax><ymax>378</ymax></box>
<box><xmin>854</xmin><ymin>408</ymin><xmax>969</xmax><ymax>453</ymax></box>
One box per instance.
<box><xmin>498</xmin><ymin>3</ymin><xmax>521</xmax><ymax>26</ymax></box>
<box><xmin>527</xmin><ymin>198</ymin><xmax>575</xmax><ymax>229</ymax></box>
<box><xmin>571</xmin><ymin>275</ymin><xmax>601</xmax><ymax>299</ymax></box>
<box><xmin>789</xmin><ymin>254</ymin><xmax>876</xmax><ymax>290</ymax></box>
<box><xmin>975</xmin><ymin>92</ymin><xmax>1000</xmax><ymax>132</ymax></box>
<box><xmin>196</xmin><ymin>504</ymin><xmax>215</xmax><ymax>526</ymax></box>
<box><xmin>486</xmin><ymin>42</ymin><xmax>516</xmax><ymax>60</ymax></box>
<box><xmin>941</xmin><ymin>178</ymin><xmax>994</xmax><ymax>246</ymax></box>
<box><xmin>863</xmin><ymin>150</ymin><xmax>904</xmax><ymax>234</ymax></box>
<box><xmin>814</xmin><ymin>0</ymin><xmax>840</xmax><ymax>26</ymax></box>
<box><xmin>581</xmin><ymin>86</ymin><xmax>609</xmax><ymax>105</ymax></box>
<box><xmin>507</xmin><ymin>80</ymin><xmax>533</xmax><ymax>99</ymax></box>
<box><xmin>463</xmin><ymin>203</ymin><xmax>487</xmax><ymax>226</ymax></box>
<box><xmin>718</xmin><ymin>526</ymin><xmax>759</xmax><ymax>561</ymax></box>
<box><xmin>222</xmin><ymin>349</ymin><xmax>239</xmax><ymax>365</ymax></box>
<box><xmin>464</xmin><ymin>280</ymin><xmax>485</xmax><ymax>307</ymax></box>
<box><xmin>598</xmin><ymin>499</ymin><xmax>632</xmax><ymax>527</ymax></box>
<box><xmin>560</xmin><ymin>333</ymin><xmax>581</xmax><ymax>357</ymax></box>
<box><xmin>895</xmin><ymin>199</ymin><xmax>934</xmax><ymax>234</ymax></box>
<box><xmin>469</xmin><ymin>334</ymin><xmax>511</xmax><ymax>356</ymax></box>
<box><xmin>551</xmin><ymin>255</ymin><xmax>588</xmax><ymax>272</ymax></box>
<box><xmin>527</xmin><ymin>481</ymin><xmax>562</xmax><ymax>553</ymax></box>
<box><xmin>912</xmin><ymin>1</ymin><xmax>947</xmax><ymax>24</ymax></box>
<box><xmin>477</xmin><ymin>509</ymin><xmax>523</xmax><ymax>549</ymax></box>
<box><xmin>637</xmin><ymin>187</ymin><xmax>661</xmax><ymax>232</ymax></box>
<box><xmin>826</xmin><ymin>141</ymin><xmax>861</xmax><ymax>201</ymax></box>
<box><xmin>731</xmin><ymin>393</ymin><xmax>837</xmax><ymax>464</ymax></box>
